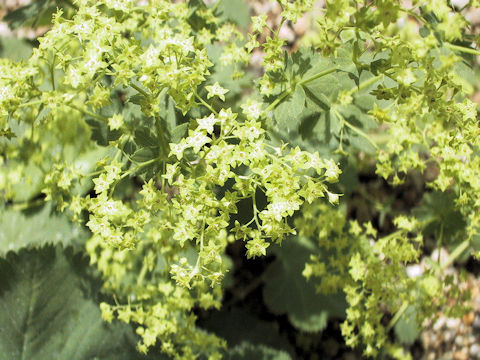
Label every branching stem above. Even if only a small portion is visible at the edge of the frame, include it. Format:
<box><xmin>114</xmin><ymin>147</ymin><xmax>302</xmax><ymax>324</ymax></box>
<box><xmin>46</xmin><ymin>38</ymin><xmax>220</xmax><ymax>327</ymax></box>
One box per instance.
<box><xmin>130</xmin><ymin>82</ymin><xmax>151</xmax><ymax>99</ymax></box>
<box><xmin>194</xmin><ymin>91</ymin><xmax>218</xmax><ymax>116</ymax></box>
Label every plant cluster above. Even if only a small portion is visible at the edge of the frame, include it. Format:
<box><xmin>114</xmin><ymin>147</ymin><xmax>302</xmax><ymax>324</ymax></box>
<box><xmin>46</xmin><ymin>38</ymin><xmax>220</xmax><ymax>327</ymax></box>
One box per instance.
<box><xmin>0</xmin><ymin>0</ymin><xmax>479</xmax><ymax>359</ymax></box>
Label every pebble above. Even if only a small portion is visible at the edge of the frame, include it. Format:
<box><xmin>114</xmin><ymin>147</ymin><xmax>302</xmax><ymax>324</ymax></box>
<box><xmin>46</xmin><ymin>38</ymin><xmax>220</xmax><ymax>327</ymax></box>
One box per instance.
<box><xmin>455</xmin><ymin>335</ymin><xmax>464</xmax><ymax>347</ymax></box>
<box><xmin>451</xmin><ymin>0</ymin><xmax>469</xmax><ymax>8</ymax></box>
<box><xmin>471</xmin><ymin>344</ymin><xmax>480</xmax><ymax>357</ymax></box>
<box><xmin>446</xmin><ymin>318</ymin><xmax>461</xmax><ymax>328</ymax></box>
<box><xmin>444</xmin><ymin>330</ymin><xmax>456</xmax><ymax>343</ymax></box>
<box><xmin>406</xmin><ymin>264</ymin><xmax>424</xmax><ymax>278</ymax></box>
<box><xmin>421</xmin><ymin>271</ymin><xmax>480</xmax><ymax>359</ymax></box>
<box><xmin>433</xmin><ymin>318</ymin><xmax>446</xmax><ymax>332</ymax></box>
<box><xmin>278</xmin><ymin>23</ymin><xmax>295</xmax><ymax>42</ymax></box>
<box><xmin>473</xmin><ymin>315</ymin><xmax>480</xmax><ymax>330</ymax></box>
<box><xmin>455</xmin><ymin>350</ymin><xmax>469</xmax><ymax>360</ymax></box>
<box><xmin>464</xmin><ymin>312</ymin><xmax>475</xmax><ymax>326</ymax></box>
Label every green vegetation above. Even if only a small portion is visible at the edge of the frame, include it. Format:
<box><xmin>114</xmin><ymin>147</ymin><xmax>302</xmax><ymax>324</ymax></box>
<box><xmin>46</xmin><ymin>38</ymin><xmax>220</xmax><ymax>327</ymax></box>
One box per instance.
<box><xmin>0</xmin><ymin>0</ymin><xmax>479</xmax><ymax>358</ymax></box>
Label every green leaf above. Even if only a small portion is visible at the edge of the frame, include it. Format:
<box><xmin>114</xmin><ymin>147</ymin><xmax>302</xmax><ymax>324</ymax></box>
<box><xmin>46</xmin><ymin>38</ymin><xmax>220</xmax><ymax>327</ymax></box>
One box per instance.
<box><xmin>394</xmin><ymin>305</ymin><xmax>420</xmax><ymax>345</ymax></box>
<box><xmin>419</xmin><ymin>26</ymin><xmax>430</xmax><ymax>38</ymax></box>
<box><xmin>353</xmin><ymin>94</ymin><xmax>375</xmax><ymax>111</ymax></box>
<box><xmin>0</xmin><ymin>246</ymin><xmax>141</xmax><ymax>360</ymax></box>
<box><xmin>263</xmin><ymin>237</ymin><xmax>346</xmax><ymax>332</ymax></box>
<box><xmin>85</xmin><ymin>118</ymin><xmax>120</xmax><ymax>146</ymax></box>
<box><xmin>206</xmin><ymin>44</ymin><xmax>253</xmax><ymax>99</ymax></box>
<box><xmin>217</xmin><ymin>0</ymin><xmax>250</xmax><ymax>29</ymax></box>
<box><xmin>130</xmin><ymin>146</ymin><xmax>155</xmax><ymax>161</ymax></box>
<box><xmin>128</xmin><ymin>94</ymin><xmax>145</xmax><ymax>106</ymax></box>
<box><xmin>6</xmin><ymin>162</ymin><xmax>44</xmax><ymax>203</ymax></box>
<box><xmin>335</xmin><ymin>105</ymin><xmax>377</xmax><ymax>154</ymax></box>
<box><xmin>0</xmin><ymin>205</ymin><xmax>88</xmax><ymax>257</ymax></box>
<box><xmin>226</xmin><ymin>342</ymin><xmax>292</xmax><ymax>360</ymax></box>
<box><xmin>165</xmin><ymin>95</ymin><xmax>177</xmax><ymax>133</ymax></box>
<box><xmin>0</xmin><ymin>37</ymin><xmax>32</xmax><ymax>61</ymax></box>
<box><xmin>303</xmin><ymin>84</ymin><xmax>331</xmax><ymax>111</ymax></box>
<box><xmin>274</xmin><ymin>85</ymin><xmax>306</xmax><ymax>129</ymax></box>
<box><xmin>134</xmin><ymin>127</ymin><xmax>159</xmax><ymax>148</ymax></box>
<box><xmin>289</xmin><ymin>48</ymin><xmax>334</xmax><ymax>81</ymax></box>
<box><xmin>412</xmin><ymin>191</ymin><xmax>466</xmax><ymax>244</ymax></box>
<box><xmin>3</xmin><ymin>0</ymin><xmax>49</xmax><ymax>30</ymax></box>
<box><xmin>201</xmin><ymin>307</ymin><xmax>294</xmax><ymax>356</ymax></box>
<box><xmin>171</xmin><ymin>123</ymin><xmax>189</xmax><ymax>143</ymax></box>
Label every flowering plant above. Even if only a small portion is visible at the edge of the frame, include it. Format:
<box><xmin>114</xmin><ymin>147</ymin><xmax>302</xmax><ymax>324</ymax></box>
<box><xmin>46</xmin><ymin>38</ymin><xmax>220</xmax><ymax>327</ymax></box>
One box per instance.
<box><xmin>0</xmin><ymin>0</ymin><xmax>479</xmax><ymax>358</ymax></box>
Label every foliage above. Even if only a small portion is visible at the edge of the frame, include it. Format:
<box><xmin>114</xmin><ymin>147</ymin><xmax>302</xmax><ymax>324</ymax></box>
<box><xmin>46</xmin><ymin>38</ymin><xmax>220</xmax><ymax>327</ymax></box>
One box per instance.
<box><xmin>0</xmin><ymin>246</ymin><xmax>143</xmax><ymax>360</ymax></box>
<box><xmin>0</xmin><ymin>0</ymin><xmax>479</xmax><ymax>358</ymax></box>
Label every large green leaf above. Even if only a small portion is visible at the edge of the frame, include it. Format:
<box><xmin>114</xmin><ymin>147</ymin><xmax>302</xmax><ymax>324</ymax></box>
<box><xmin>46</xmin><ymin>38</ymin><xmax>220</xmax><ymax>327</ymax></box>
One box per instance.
<box><xmin>0</xmin><ymin>205</ymin><xmax>87</xmax><ymax>257</ymax></box>
<box><xmin>0</xmin><ymin>37</ymin><xmax>32</xmax><ymax>61</ymax></box>
<box><xmin>226</xmin><ymin>342</ymin><xmax>292</xmax><ymax>360</ymax></box>
<box><xmin>263</xmin><ymin>237</ymin><xmax>346</xmax><ymax>332</ymax></box>
<box><xmin>201</xmin><ymin>307</ymin><xmax>294</xmax><ymax>356</ymax></box>
<box><xmin>394</xmin><ymin>305</ymin><xmax>421</xmax><ymax>345</ymax></box>
<box><xmin>274</xmin><ymin>84</ymin><xmax>306</xmax><ymax>129</ymax></box>
<box><xmin>0</xmin><ymin>246</ymin><xmax>141</xmax><ymax>360</ymax></box>
<box><xmin>270</xmin><ymin>47</ymin><xmax>380</xmax><ymax>156</ymax></box>
<box><xmin>412</xmin><ymin>191</ymin><xmax>466</xmax><ymax>245</ymax></box>
<box><xmin>216</xmin><ymin>0</ymin><xmax>250</xmax><ymax>29</ymax></box>
<box><xmin>206</xmin><ymin>44</ymin><xmax>253</xmax><ymax>101</ymax></box>
<box><xmin>3</xmin><ymin>0</ymin><xmax>54</xmax><ymax>30</ymax></box>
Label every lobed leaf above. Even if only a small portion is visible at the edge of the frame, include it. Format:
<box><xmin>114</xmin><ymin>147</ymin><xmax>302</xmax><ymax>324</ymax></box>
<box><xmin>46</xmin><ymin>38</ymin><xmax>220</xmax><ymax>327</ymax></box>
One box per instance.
<box><xmin>263</xmin><ymin>237</ymin><xmax>346</xmax><ymax>332</ymax></box>
<box><xmin>0</xmin><ymin>246</ymin><xmax>142</xmax><ymax>360</ymax></box>
<box><xmin>0</xmin><ymin>205</ymin><xmax>87</xmax><ymax>257</ymax></box>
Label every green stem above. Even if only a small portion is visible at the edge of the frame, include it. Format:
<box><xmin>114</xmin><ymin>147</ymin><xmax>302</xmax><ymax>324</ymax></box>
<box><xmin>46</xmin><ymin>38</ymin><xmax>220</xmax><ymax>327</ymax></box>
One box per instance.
<box><xmin>211</xmin><ymin>0</ymin><xmax>223</xmax><ymax>13</ymax></box>
<box><xmin>108</xmin><ymin>157</ymin><xmax>162</xmax><ymax>196</ymax></box>
<box><xmin>194</xmin><ymin>217</ymin><xmax>206</xmax><ymax>271</ymax></box>
<box><xmin>83</xmin><ymin>169</ymin><xmax>103</xmax><ymax>177</ymax></box>
<box><xmin>130</xmin><ymin>82</ymin><xmax>150</xmax><ymax>98</ymax></box>
<box><xmin>445</xmin><ymin>43</ymin><xmax>480</xmax><ymax>56</ymax></box>
<box><xmin>263</xmin><ymin>66</ymin><xmax>339</xmax><ymax>115</ymax></box>
<box><xmin>50</xmin><ymin>55</ymin><xmax>56</xmax><ymax>91</ymax></box>
<box><xmin>18</xmin><ymin>100</ymin><xmax>43</xmax><ymax>108</ymax></box>
<box><xmin>347</xmin><ymin>74</ymin><xmax>383</xmax><ymax>95</ymax></box>
<box><xmin>398</xmin><ymin>8</ymin><xmax>425</xmax><ymax>24</ymax></box>
<box><xmin>441</xmin><ymin>239</ymin><xmax>470</xmax><ymax>270</ymax></box>
<box><xmin>67</xmin><ymin>103</ymin><xmax>109</xmax><ymax>122</ymax></box>
<box><xmin>387</xmin><ymin>301</ymin><xmax>409</xmax><ymax>331</ymax></box>
<box><xmin>252</xmin><ymin>194</ymin><xmax>262</xmax><ymax>230</ymax></box>
<box><xmin>298</xmin><ymin>66</ymin><xmax>339</xmax><ymax>87</ymax></box>
<box><xmin>333</xmin><ymin>108</ymin><xmax>379</xmax><ymax>150</ymax></box>
<box><xmin>263</xmin><ymin>88</ymin><xmax>292</xmax><ymax>114</ymax></box>
<box><xmin>60</xmin><ymin>0</ymin><xmax>78</xmax><ymax>10</ymax></box>
<box><xmin>136</xmin><ymin>260</ymin><xmax>149</xmax><ymax>286</ymax></box>
<box><xmin>194</xmin><ymin>91</ymin><xmax>218</xmax><ymax>115</ymax></box>
<box><xmin>275</xmin><ymin>17</ymin><xmax>286</xmax><ymax>38</ymax></box>
<box><xmin>437</xmin><ymin>222</ymin><xmax>444</xmax><ymax>265</ymax></box>
<box><xmin>119</xmin><ymin>157</ymin><xmax>162</xmax><ymax>180</ymax></box>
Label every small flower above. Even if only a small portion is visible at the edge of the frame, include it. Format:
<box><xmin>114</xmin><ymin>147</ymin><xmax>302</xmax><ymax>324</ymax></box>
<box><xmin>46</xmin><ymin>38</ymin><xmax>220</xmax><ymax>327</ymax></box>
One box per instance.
<box><xmin>251</xmin><ymin>14</ymin><xmax>267</xmax><ymax>33</ymax></box>
<box><xmin>186</xmin><ymin>131</ymin><xmax>211</xmax><ymax>152</ymax></box>
<box><xmin>245</xmin><ymin>236</ymin><xmax>270</xmax><ymax>258</ymax></box>
<box><xmin>327</xmin><ymin>191</ymin><xmax>340</xmax><ymax>205</ymax></box>
<box><xmin>163</xmin><ymin>163</ymin><xmax>178</xmax><ymax>184</ymax></box>
<box><xmin>205</xmin><ymin>82</ymin><xmax>229</xmax><ymax>101</ymax></box>
<box><xmin>108</xmin><ymin>114</ymin><xmax>123</xmax><ymax>130</ymax></box>
<box><xmin>197</xmin><ymin>114</ymin><xmax>217</xmax><ymax>134</ymax></box>
<box><xmin>244</xmin><ymin>121</ymin><xmax>263</xmax><ymax>141</ymax></box>
<box><xmin>241</xmin><ymin>99</ymin><xmax>263</xmax><ymax>120</ymax></box>
<box><xmin>169</xmin><ymin>141</ymin><xmax>188</xmax><ymax>160</ymax></box>
<box><xmin>93</xmin><ymin>173</ymin><xmax>111</xmax><ymax>194</ymax></box>
<box><xmin>324</xmin><ymin>159</ymin><xmax>341</xmax><ymax>183</ymax></box>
